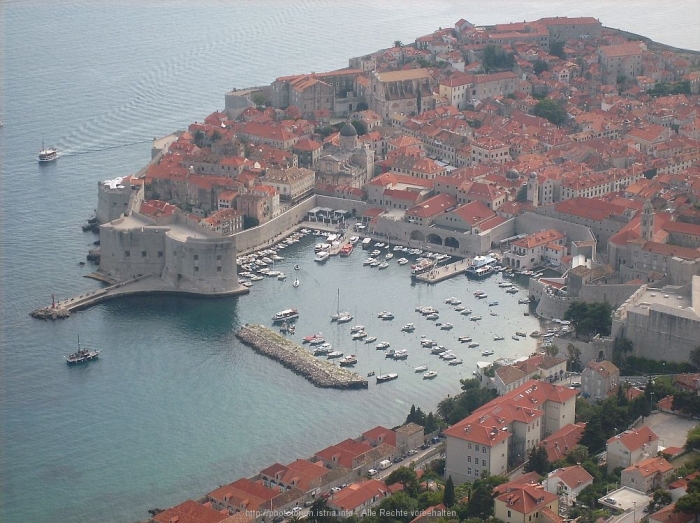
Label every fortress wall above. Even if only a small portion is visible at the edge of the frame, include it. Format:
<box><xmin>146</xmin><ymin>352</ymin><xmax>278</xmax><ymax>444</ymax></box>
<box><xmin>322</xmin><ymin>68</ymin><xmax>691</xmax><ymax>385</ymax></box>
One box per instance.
<box><xmin>162</xmin><ymin>234</ymin><xmax>240</xmax><ymax>293</ymax></box>
<box><xmin>98</xmin><ymin>224</ymin><xmax>168</xmax><ymax>281</ymax></box>
<box><xmin>623</xmin><ymin>308</ymin><xmax>700</xmax><ymax>363</ymax></box>
<box><xmin>515</xmin><ymin>212</ymin><xmax>595</xmax><ymax>243</ymax></box>
<box><xmin>579</xmin><ymin>284</ymin><xmax>640</xmax><ymax>308</ymax></box>
<box><xmin>233</xmin><ymin>197</ymin><xmax>318</xmax><ymax>252</ymax></box>
<box><xmin>97</xmin><ymin>182</ymin><xmax>137</xmax><ymax>224</ymax></box>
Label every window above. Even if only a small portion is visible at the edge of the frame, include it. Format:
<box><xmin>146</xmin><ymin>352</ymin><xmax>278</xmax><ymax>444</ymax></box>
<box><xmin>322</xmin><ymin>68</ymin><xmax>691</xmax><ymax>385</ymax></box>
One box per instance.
<box><xmin>508</xmin><ymin>510</ymin><xmax>511</xmax><ymax>518</ymax></box>
<box><xmin>217</xmin><ymin>267</ymin><xmax>222</xmax><ymax>272</ymax></box>
<box><xmin>467</xmin><ymin>467</ymin><xmax>472</xmax><ymax>475</ymax></box>
<box><xmin>141</xmin><ymin>251</ymin><xmax>147</xmax><ymax>257</ymax></box>
<box><xmin>125</xmin><ymin>251</ymin><xmax>130</xmax><ymax>257</ymax></box>
<box><xmin>194</xmin><ymin>254</ymin><xmax>199</xmax><ymax>261</ymax></box>
<box><xmin>217</xmin><ymin>255</ymin><xmax>222</xmax><ymax>261</ymax></box>
<box><xmin>468</xmin><ymin>443</ymin><xmax>472</xmax><ymax>450</ymax></box>
<box><xmin>482</xmin><ymin>459</ymin><xmax>486</xmax><ymax>466</ymax></box>
<box><xmin>468</xmin><ymin>456</ymin><xmax>471</xmax><ymax>463</ymax></box>
<box><xmin>474</xmin><ymin>445</ymin><xmax>479</xmax><ymax>452</ymax></box>
<box><xmin>194</xmin><ymin>267</ymin><xmax>199</xmax><ymax>272</ymax></box>
<box><xmin>158</xmin><ymin>251</ymin><xmax>163</xmax><ymax>258</ymax></box>
<box><xmin>483</xmin><ymin>447</ymin><xmax>486</xmax><ymax>453</ymax></box>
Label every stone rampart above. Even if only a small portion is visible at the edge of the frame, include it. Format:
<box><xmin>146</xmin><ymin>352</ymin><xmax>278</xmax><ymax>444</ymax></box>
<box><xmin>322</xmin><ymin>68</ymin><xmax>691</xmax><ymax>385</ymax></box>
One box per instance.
<box><xmin>236</xmin><ymin>324</ymin><xmax>368</xmax><ymax>389</ymax></box>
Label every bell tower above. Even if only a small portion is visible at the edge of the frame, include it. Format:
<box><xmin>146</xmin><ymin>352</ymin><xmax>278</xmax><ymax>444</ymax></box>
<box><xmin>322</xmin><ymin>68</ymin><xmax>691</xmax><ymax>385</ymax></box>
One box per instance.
<box><xmin>640</xmin><ymin>199</ymin><xmax>654</xmax><ymax>242</ymax></box>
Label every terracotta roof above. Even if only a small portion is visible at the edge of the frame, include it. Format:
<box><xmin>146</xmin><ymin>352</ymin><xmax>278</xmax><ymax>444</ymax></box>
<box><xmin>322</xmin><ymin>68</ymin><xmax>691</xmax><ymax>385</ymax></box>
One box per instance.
<box><xmin>495</xmin><ymin>484</ymin><xmax>558</xmax><ymax>515</ymax></box>
<box><xmin>548</xmin><ymin>465</ymin><xmax>594</xmax><ymax>489</ymax></box>
<box><xmin>153</xmin><ymin>500</ymin><xmax>230</xmax><ymax>523</ymax></box>
<box><xmin>328</xmin><ymin>479</ymin><xmax>389</xmax><ymax>512</ymax></box>
<box><xmin>406</xmin><ymin>194</ymin><xmax>457</xmax><ymax>219</ymax></box>
<box><xmin>539</xmin><ymin>423</ymin><xmax>586</xmax><ymax>462</ymax></box>
<box><xmin>649</xmin><ymin>502</ymin><xmax>697</xmax><ymax>523</ymax></box>
<box><xmin>623</xmin><ymin>456</ymin><xmax>673</xmax><ymax>478</ymax></box>
<box><xmin>362</xmin><ymin>426</ymin><xmax>397</xmax><ymax>448</ymax></box>
<box><xmin>585</xmin><ymin>360</ymin><xmax>619</xmax><ymax>378</ymax></box>
<box><xmin>607</xmin><ymin>426</ymin><xmax>658</xmax><ymax>451</ymax></box>
<box><xmin>512</xmin><ymin>229</ymin><xmax>565</xmax><ymax>249</ymax></box>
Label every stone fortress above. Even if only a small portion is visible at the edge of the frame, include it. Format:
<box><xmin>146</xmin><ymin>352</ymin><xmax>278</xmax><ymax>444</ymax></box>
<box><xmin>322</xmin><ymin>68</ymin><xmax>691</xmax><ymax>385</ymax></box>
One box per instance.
<box><xmin>96</xmin><ymin>175</ymin><xmax>246</xmax><ymax>296</ymax></box>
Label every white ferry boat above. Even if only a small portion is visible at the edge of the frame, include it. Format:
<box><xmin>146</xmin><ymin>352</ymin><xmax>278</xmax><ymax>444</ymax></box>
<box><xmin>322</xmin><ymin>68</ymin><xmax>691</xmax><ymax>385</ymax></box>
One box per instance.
<box><xmin>272</xmin><ymin>308</ymin><xmax>299</xmax><ymax>323</ymax></box>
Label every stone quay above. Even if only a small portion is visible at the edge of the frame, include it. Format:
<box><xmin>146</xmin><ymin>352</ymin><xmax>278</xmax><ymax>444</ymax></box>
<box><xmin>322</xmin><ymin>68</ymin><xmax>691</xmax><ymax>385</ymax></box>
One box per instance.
<box><xmin>235</xmin><ymin>324</ymin><xmax>368</xmax><ymax>389</ymax></box>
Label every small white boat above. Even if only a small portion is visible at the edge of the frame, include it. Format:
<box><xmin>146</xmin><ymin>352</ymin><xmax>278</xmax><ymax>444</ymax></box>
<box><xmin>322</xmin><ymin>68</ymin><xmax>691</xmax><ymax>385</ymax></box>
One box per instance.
<box><xmin>327</xmin><ymin>351</ymin><xmax>344</xmax><ymax>359</ymax></box>
<box><xmin>426</xmin><ymin>313</ymin><xmax>439</xmax><ymax>320</ymax></box>
<box><xmin>385</xmin><ymin>252</ymin><xmax>394</xmax><ymax>260</ymax></box>
<box><xmin>448</xmin><ymin>359</ymin><xmax>463</xmax><ymax>366</ymax></box>
<box><xmin>481</xmin><ymin>349</ymin><xmax>494</xmax><ymax>356</ymax></box>
<box><xmin>294</xmin><ymin>264</ymin><xmax>300</xmax><ymax>270</ymax></box>
<box><xmin>392</xmin><ymin>349</ymin><xmax>409</xmax><ymax>360</ymax></box>
<box><xmin>293</xmin><ymin>279</ymin><xmax>300</xmax><ymax>288</ymax></box>
<box><xmin>363</xmin><ymin>258</ymin><xmax>374</xmax><ymax>266</ymax></box>
<box><xmin>512</xmin><ymin>335</ymin><xmax>520</xmax><ymax>341</ymax></box>
<box><xmin>401</xmin><ymin>323</ymin><xmax>415</xmax><ymax>332</ymax></box>
<box><xmin>460</xmin><ymin>309</ymin><xmax>472</xmax><ymax>316</ymax></box>
<box><xmin>376</xmin><ymin>373</ymin><xmax>398</xmax><ymax>383</ymax></box>
<box><xmin>376</xmin><ymin>342</ymin><xmax>390</xmax><ymax>350</ymax></box>
<box><xmin>397</xmin><ymin>258</ymin><xmax>409</xmax><ymax>265</ymax></box>
<box><xmin>378</xmin><ymin>261</ymin><xmax>389</xmax><ymax>269</ymax></box>
<box><xmin>364</xmin><ymin>336</ymin><xmax>378</xmax><ymax>343</ymax></box>
<box><xmin>458</xmin><ymin>336</ymin><xmax>472</xmax><ymax>343</ymax></box>
<box><xmin>470</xmin><ymin>315</ymin><xmax>482</xmax><ymax>321</ymax></box>
<box><xmin>314</xmin><ymin>251</ymin><xmax>330</xmax><ymax>263</ymax></box>
<box><xmin>468</xmin><ymin>342</ymin><xmax>480</xmax><ymax>348</ymax></box>
<box><xmin>350</xmin><ymin>325</ymin><xmax>365</xmax><ymax>333</ymax></box>
<box><xmin>494</xmin><ymin>335</ymin><xmax>505</xmax><ymax>341</ymax></box>
<box><xmin>339</xmin><ymin>354</ymin><xmax>357</xmax><ymax>366</ymax></box>
<box><xmin>423</xmin><ymin>371</ymin><xmax>438</xmax><ymax>379</ymax></box>
<box><xmin>337</xmin><ymin>314</ymin><xmax>353</xmax><ymax>324</ymax></box>
<box><xmin>414</xmin><ymin>365</ymin><xmax>428</xmax><ymax>372</ymax></box>
<box><xmin>440</xmin><ymin>323</ymin><xmax>453</xmax><ymax>330</ymax></box>
<box><xmin>379</xmin><ymin>312</ymin><xmax>394</xmax><ymax>320</ymax></box>
<box><xmin>352</xmin><ymin>331</ymin><xmax>368</xmax><ymax>340</ymax></box>
<box><xmin>277</xmin><ymin>272</ymin><xmax>287</xmax><ymax>280</ymax></box>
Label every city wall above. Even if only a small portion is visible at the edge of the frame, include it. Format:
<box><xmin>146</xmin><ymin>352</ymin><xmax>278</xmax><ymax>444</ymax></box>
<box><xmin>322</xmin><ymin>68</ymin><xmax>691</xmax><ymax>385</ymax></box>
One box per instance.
<box><xmin>616</xmin><ymin>307</ymin><xmax>700</xmax><ymax>363</ymax></box>
<box><xmin>234</xmin><ymin>197</ymin><xmax>319</xmax><ymax>253</ymax></box>
<box><xmin>514</xmin><ymin>212</ymin><xmax>596</xmax><ymax>243</ymax></box>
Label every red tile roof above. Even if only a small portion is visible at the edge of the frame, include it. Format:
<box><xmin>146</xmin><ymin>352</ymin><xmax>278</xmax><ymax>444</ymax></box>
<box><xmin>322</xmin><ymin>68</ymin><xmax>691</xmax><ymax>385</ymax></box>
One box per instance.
<box><xmin>548</xmin><ymin>465</ymin><xmax>594</xmax><ymax>489</ymax></box>
<box><xmin>153</xmin><ymin>500</ymin><xmax>229</xmax><ymax>523</ymax></box>
<box><xmin>606</xmin><ymin>426</ymin><xmax>658</xmax><ymax>451</ymax></box>
<box><xmin>495</xmin><ymin>484</ymin><xmax>558</xmax><ymax>515</ymax></box>
<box><xmin>539</xmin><ymin>423</ymin><xmax>586</xmax><ymax>462</ymax></box>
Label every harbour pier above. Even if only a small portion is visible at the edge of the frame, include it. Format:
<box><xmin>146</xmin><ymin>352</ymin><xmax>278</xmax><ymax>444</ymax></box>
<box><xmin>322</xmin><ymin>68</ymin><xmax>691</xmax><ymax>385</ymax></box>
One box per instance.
<box><xmin>236</xmin><ymin>324</ymin><xmax>368</xmax><ymax>389</ymax></box>
<box><xmin>412</xmin><ymin>258</ymin><xmax>470</xmax><ymax>284</ymax></box>
<box><xmin>30</xmin><ymin>275</ymin><xmax>249</xmax><ymax>320</ymax></box>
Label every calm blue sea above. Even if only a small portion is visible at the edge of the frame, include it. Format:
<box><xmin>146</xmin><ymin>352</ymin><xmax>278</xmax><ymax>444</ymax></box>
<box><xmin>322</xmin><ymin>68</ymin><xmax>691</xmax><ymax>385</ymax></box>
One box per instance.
<box><xmin>1</xmin><ymin>1</ymin><xmax>697</xmax><ymax>522</ymax></box>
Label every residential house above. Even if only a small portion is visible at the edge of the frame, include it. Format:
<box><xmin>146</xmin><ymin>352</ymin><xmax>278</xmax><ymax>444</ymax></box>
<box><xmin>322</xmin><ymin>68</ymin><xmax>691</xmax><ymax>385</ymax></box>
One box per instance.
<box><xmin>581</xmin><ymin>360</ymin><xmax>620</xmax><ymax>402</ymax></box>
<box><xmin>150</xmin><ymin>500</ymin><xmax>232</xmax><ymax>523</ymax></box>
<box><xmin>494</xmin><ymin>484</ymin><xmax>560</xmax><ymax>523</ymax></box>
<box><xmin>543</xmin><ymin>465</ymin><xmax>594</xmax><ymax>506</ymax></box>
<box><xmin>260</xmin><ymin>167</ymin><xmax>315</xmax><ymax>203</ymax></box>
<box><xmin>503</xmin><ymin>229</ymin><xmax>567</xmax><ymax>271</ymax></box>
<box><xmin>538</xmin><ymin>423</ymin><xmax>586</xmax><ymax>463</ymax></box>
<box><xmin>648</xmin><ymin>502</ymin><xmax>697</xmax><ymax>523</ymax></box>
<box><xmin>444</xmin><ymin>380</ymin><xmax>578</xmax><ymax>483</ymax></box>
<box><xmin>395</xmin><ymin>422</ymin><xmax>424</xmax><ymax>453</ymax></box>
<box><xmin>326</xmin><ymin>479</ymin><xmax>390</xmax><ymax>518</ymax></box>
<box><xmin>621</xmin><ymin>456</ymin><xmax>674</xmax><ymax>493</ymax></box>
<box><xmin>606</xmin><ymin>426</ymin><xmax>660</xmax><ymax>473</ymax></box>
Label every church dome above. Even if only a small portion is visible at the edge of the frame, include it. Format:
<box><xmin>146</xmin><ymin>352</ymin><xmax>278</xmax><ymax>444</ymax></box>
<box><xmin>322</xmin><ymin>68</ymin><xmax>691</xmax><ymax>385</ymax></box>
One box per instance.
<box><xmin>340</xmin><ymin>123</ymin><xmax>358</xmax><ymax>137</ymax></box>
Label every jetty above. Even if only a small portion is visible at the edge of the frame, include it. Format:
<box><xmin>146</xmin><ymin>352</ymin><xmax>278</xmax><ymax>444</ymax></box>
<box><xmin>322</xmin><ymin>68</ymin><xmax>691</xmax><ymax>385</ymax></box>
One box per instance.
<box><xmin>236</xmin><ymin>324</ymin><xmax>368</xmax><ymax>389</ymax></box>
<box><xmin>412</xmin><ymin>258</ymin><xmax>470</xmax><ymax>284</ymax></box>
<box><xmin>30</xmin><ymin>275</ymin><xmax>249</xmax><ymax>320</ymax></box>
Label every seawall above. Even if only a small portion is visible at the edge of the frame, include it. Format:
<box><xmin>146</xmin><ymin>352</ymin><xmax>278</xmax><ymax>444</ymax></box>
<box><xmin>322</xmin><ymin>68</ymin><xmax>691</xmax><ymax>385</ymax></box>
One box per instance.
<box><xmin>235</xmin><ymin>324</ymin><xmax>368</xmax><ymax>389</ymax></box>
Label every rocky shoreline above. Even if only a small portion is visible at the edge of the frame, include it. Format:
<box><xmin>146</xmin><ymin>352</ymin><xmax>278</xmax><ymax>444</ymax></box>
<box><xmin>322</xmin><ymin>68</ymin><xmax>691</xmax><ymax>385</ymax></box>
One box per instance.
<box><xmin>236</xmin><ymin>324</ymin><xmax>368</xmax><ymax>389</ymax></box>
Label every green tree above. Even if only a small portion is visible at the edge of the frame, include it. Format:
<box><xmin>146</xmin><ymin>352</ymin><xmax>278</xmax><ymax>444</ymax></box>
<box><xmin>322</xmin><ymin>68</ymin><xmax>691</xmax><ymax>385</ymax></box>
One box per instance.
<box><xmin>356</xmin><ymin>101</ymin><xmax>368</xmax><ymax>112</ymax></box>
<box><xmin>533</xmin><ymin>99</ymin><xmax>567</xmax><ymax>125</ymax></box>
<box><xmin>483</xmin><ymin>45</ymin><xmax>515</xmax><ymax>71</ymax></box>
<box><xmin>545</xmin><ymin>344</ymin><xmax>559</xmax><ymax>357</ymax></box>
<box><xmin>534</xmin><ymin>60</ymin><xmax>549</xmax><ymax>75</ymax></box>
<box><xmin>252</xmin><ymin>93</ymin><xmax>266</xmax><ymax>107</ymax></box>
<box><xmin>384</xmin><ymin>466</ymin><xmax>420</xmax><ymax>497</ymax></box>
<box><xmin>243</xmin><ymin>216</ymin><xmax>259</xmax><ymax>229</ymax></box>
<box><xmin>194</xmin><ymin>129</ymin><xmax>206</xmax><ymax>148</ymax></box>
<box><xmin>516</xmin><ymin>185</ymin><xmax>527</xmax><ymax>202</ymax></box>
<box><xmin>443</xmin><ymin>476</ymin><xmax>455</xmax><ymax>508</ymax></box>
<box><xmin>550</xmin><ymin>41</ymin><xmax>565</xmax><ymax>59</ymax></box>
<box><xmin>567</xmin><ymin>343</ymin><xmax>583</xmax><ymax>372</ymax></box>
<box><xmin>351</xmin><ymin>120</ymin><xmax>367</xmax><ymax>136</ymax></box>
<box><xmin>377</xmin><ymin>491</ymin><xmax>417</xmax><ymax>523</ymax></box>
<box><xmin>307</xmin><ymin>498</ymin><xmax>338</xmax><ymax>523</ymax></box>
<box><xmin>565</xmin><ymin>445</ymin><xmax>590</xmax><ymax>465</ymax></box>
<box><xmin>524</xmin><ymin>445</ymin><xmax>550</xmax><ymax>475</ymax></box>
<box><xmin>685</xmin><ymin>424</ymin><xmax>700</xmax><ymax>451</ymax></box>
<box><xmin>690</xmin><ymin>346</ymin><xmax>700</xmax><ymax>371</ymax></box>
<box><xmin>612</xmin><ymin>337</ymin><xmax>634</xmax><ymax>365</ymax></box>
<box><xmin>675</xmin><ymin>492</ymin><xmax>700</xmax><ymax>523</ymax></box>
<box><xmin>393</xmin><ymin>40</ymin><xmax>403</xmax><ymax>48</ymax></box>
<box><xmin>465</xmin><ymin>483</ymin><xmax>494</xmax><ymax>519</ymax></box>
<box><xmin>580</xmin><ymin>414</ymin><xmax>607</xmax><ymax>454</ymax></box>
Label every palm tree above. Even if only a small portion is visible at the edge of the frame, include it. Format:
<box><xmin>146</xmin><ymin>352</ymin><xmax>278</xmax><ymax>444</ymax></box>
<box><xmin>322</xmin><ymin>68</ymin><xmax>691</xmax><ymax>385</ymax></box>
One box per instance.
<box><xmin>690</xmin><ymin>346</ymin><xmax>700</xmax><ymax>371</ymax></box>
<box><xmin>393</xmin><ymin>40</ymin><xmax>403</xmax><ymax>48</ymax></box>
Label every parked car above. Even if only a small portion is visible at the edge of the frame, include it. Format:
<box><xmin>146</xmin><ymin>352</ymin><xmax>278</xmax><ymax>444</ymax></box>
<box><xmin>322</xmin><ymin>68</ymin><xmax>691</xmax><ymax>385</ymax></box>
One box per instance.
<box><xmin>330</xmin><ymin>487</ymin><xmax>342</xmax><ymax>493</ymax></box>
<box><xmin>292</xmin><ymin>507</ymin><xmax>302</xmax><ymax>515</ymax></box>
<box><xmin>367</xmin><ymin>469</ymin><xmax>378</xmax><ymax>477</ymax></box>
<box><xmin>420</xmin><ymin>443</ymin><xmax>431</xmax><ymax>450</ymax></box>
<box><xmin>303</xmin><ymin>500</ymin><xmax>314</xmax><ymax>507</ymax></box>
<box><xmin>407</xmin><ymin>449</ymin><xmax>418</xmax><ymax>456</ymax></box>
<box><xmin>392</xmin><ymin>455</ymin><xmax>404</xmax><ymax>464</ymax></box>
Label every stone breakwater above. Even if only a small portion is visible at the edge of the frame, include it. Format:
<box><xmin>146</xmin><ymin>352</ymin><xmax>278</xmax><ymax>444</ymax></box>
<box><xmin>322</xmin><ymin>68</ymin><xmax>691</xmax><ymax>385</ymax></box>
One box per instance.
<box><xmin>236</xmin><ymin>324</ymin><xmax>368</xmax><ymax>389</ymax></box>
